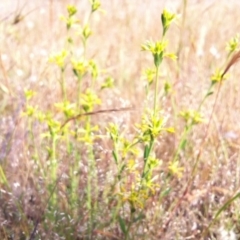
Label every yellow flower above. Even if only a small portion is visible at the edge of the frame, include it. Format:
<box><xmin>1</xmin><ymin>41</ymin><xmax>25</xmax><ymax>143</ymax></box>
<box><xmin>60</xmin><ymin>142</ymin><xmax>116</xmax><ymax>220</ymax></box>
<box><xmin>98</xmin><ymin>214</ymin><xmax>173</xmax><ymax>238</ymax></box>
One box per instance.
<box><xmin>168</xmin><ymin>161</ymin><xmax>184</xmax><ymax>178</ymax></box>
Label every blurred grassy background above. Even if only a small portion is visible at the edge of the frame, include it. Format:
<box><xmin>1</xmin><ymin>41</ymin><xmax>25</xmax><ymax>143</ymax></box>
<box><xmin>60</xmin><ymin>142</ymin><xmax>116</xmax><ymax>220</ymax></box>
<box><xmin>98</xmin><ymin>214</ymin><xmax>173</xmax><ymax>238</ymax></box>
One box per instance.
<box><xmin>1</xmin><ymin>0</ymin><xmax>240</xmax><ymax>239</ymax></box>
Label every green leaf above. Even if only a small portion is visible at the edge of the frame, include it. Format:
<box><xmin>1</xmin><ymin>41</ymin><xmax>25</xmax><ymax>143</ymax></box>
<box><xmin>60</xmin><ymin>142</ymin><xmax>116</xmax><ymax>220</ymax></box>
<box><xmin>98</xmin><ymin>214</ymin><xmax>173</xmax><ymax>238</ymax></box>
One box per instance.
<box><xmin>112</xmin><ymin>150</ymin><xmax>118</xmax><ymax>164</ymax></box>
<box><xmin>205</xmin><ymin>192</ymin><xmax>240</xmax><ymax>235</ymax></box>
<box><xmin>160</xmin><ymin>187</ymin><xmax>172</xmax><ymax>198</ymax></box>
<box><xmin>180</xmin><ymin>139</ymin><xmax>187</xmax><ymax>150</ymax></box>
<box><xmin>133</xmin><ymin>212</ymin><xmax>145</xmax><ymax>223</ymax></box>
<box><xmin>68</xmin><ymin>142</ymin><xmax>74</xmax><ymax>154</ymax></box>
<box><xmin>118</xmin><ymin>216</ymin><xmax>127</xmax><ymax>235</ymax></box>
<box><xmin>206</xmin><ymin>91</ymin><xmax>214</xmax><ymax>97</ymax></box>
<box><xmin>119</xmin><ymin>164</ymin><xmax>126</xmax><ymax>175</ymax></box>
<box><xmin>154</xmin><ymin>53</ymin><xmax>163</xmax><ymax>68</ymax></box>
<box><xmin>144</xmin><ymin>145</ymin><xmax>149</xmax><ymax>159</ymax></box>
<box><xmin>73</xmin><ymin>68</ymin><xmax>79</xmax><ymax>78</ymax></box>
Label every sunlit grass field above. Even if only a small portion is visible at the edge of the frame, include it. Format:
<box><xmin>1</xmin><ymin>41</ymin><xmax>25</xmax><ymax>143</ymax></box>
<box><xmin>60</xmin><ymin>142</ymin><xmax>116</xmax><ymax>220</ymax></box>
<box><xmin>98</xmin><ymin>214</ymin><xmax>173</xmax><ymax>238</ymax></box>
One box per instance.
<box><xmin>1</xmin><ymin>0</ymin><xmax>240</xmax><ymax>239</ymax></box>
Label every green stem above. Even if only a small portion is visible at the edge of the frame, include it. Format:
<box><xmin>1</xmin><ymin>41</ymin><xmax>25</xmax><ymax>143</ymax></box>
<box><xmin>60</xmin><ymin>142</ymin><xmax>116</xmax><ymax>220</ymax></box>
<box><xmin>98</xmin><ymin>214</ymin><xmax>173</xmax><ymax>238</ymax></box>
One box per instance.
<box><xmin>49</xmin><ymin>134</ymin><xmax>58</xmax><ymax>206</ymax></box>
<box><xmin>172</xmin><ymin>125</ymin><xmax>190</xmax><ymax>163</ymax></box>
<box><xmin>0</xmin><ymin>166</ymin><xmax>8</xmax><ymax>185</ymax></box>
<box><xmin>60</xmin><ymin>68</ymin><xmax>67</xmax><ymax>101</ymax></box>
<box><xmin>197</xmin><ymin>83</ymin><xmax>214</xmax><ymax>111</ymax></box>
<box><xmin>77</xmin><ymin>75</ymin><xmax>82</xmax><ymax>108</ymax></box>
<box><xmin>141</xmin><ymin>138</ymin><xmax>154</xmax><ymax>180</ymax></box>
<box><xmin>29</xmin><ymin>119</ymin><xmax>45</xmax><ymax>176</ymax></box>
<box><xmin>153</xmin><ymin>66</ymin><xmax>160</xmax><ymax>116</ymax></box>
<box><xmin>85</xmin><ymin>117</ymin><xmax>97</xmax><ymax>237</ymax></box>
<box><xmin>172</xmin><ymin>83</ymin><xmax>214</xmax><ymax>163</ymax></box>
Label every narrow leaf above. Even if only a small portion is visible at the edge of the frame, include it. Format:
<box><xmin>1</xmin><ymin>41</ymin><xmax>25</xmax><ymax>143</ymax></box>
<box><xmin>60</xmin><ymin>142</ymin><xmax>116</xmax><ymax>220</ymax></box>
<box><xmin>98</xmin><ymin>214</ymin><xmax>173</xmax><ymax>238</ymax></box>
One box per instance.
<box><xmin>118</xmin><ymin>216</ymin><xmax>127</xmax><ymax>235</ymax></box>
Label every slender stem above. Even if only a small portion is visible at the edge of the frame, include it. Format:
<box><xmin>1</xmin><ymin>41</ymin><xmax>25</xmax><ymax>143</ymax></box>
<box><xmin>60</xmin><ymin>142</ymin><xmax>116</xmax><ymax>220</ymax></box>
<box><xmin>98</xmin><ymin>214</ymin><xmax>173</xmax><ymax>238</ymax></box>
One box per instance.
<box><xmin>177</xmin><ymin>0</ymin><xmax>188</xmax><ymax>59</ymax></box>
<box><xmin>172</xmin><ymin>83</ymin><xmax>214</xmax><ymax>163</ymax></box>
<box><xmin>49</xmin><ymin>133</ymin><xmax>58</xmax><ymax>206</ymax></box>
<box><xmin>85</xmin><ymin>116</ymin><xmax>98</xmax><ymax>237</ymax></box>
<box><xmin>172</xmin><ymin>125</ymin><xmax>189</xmax><ymax>163</ymax></box>
<box><xmin>141</xmin><ymin>138</ymin><xmax>154</xmax><ymax>180</ymax></box>
<box><xmin>190</xmin><ymin>82</ymin><xmax>222</xmax><ymax>179</ymax></box>
<box><xmin>60</xmin><ymin>68</ymin><xmax>67</xmax><ymax>101</ymax></box>
<box><xmin>77</xmin><ymin>75</ymin><xmax>82</xmax><ymax>108</ymax></box>
<box><xmin>0</xmin><ymin>166</ymin><xmax>8</xmax><ymax>185</ymax></box>
<box><xmin>197</xmin><ymin>84</ymin><xmax>214</xmax><ymax>112</ymax></box>
<box><xmin>161</xmin><ymin>80</ymin><xmax>223</xmax><ymax>236</ymax></box>
<box><xmin>153</xmin><ymin>66</ymin><xmax>160</xmax><ymax>116</ymax></box>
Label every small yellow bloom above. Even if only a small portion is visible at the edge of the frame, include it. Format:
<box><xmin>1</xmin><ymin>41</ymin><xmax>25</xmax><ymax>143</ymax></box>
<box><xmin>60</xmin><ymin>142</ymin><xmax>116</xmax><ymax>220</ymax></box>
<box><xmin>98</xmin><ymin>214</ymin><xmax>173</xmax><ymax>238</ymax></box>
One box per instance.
<box><xmin>49</xmin><ymin>50</ymin><xmax>69</xmax><ymax>69</ymax></box>
<box><xmin>211</xmin><ymin>69</ymin><xmax>228</xmax><ymax>84</ymax></box>
<box><xmin>168</xmin><ymin>161</ymin><xmax>184</xmax><ymax>178</ymax></box>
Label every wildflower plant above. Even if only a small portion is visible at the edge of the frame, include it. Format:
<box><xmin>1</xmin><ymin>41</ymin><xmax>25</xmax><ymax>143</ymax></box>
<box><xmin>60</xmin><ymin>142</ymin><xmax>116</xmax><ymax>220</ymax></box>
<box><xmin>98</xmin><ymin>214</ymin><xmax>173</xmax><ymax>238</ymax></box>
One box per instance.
<box><xmin>162</xmin><ymin>23</ymin><xmax>240</xmax><ymax>239</ymax></box>
<box><xmin>103</xmin><ymin>9</ymin><xmax>177</xmax><ymax>238</ymax></box>
<box><xmin>171</xmin><ymin>36</ymin><xmax>240</xmax><ymax>170</ymax></box>
<box><xmin>21</xmin><ymin>1</ymin><xmax>116</xmax><ymax>237</ymax></box>
<box><xmin>142</xmin><ymin>9</ymin><xmax>177</xmax><ymax>114</ymax></box>
<box><xmin>140</xmin><ymin>9</ymin><xmax>176</xmax><ymax>181</ymax></box>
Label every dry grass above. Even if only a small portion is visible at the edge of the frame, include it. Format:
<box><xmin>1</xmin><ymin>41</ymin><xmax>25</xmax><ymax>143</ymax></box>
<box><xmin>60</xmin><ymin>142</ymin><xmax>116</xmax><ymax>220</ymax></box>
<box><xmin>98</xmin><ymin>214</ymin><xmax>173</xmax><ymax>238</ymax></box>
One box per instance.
<box><xmin>1</xmin><ymin>0</ymin><xmax>240</xmax><ymax>239</ymax></box>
